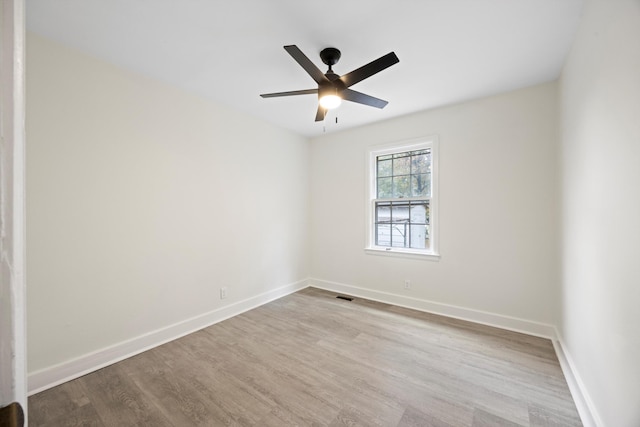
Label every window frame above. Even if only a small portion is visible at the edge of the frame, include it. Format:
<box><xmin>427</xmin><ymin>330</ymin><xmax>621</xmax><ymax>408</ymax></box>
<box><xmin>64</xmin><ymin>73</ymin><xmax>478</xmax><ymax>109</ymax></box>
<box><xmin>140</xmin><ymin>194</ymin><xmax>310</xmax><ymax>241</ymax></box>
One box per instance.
<box><xmin>365</xmin><ymin>137</ymin><xmax>440</xmax><ymax>260</ymax></box>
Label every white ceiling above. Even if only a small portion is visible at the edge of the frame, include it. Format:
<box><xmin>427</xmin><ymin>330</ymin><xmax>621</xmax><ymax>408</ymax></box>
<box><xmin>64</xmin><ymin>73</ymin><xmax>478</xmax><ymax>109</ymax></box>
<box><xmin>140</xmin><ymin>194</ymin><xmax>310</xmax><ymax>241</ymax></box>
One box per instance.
<box><xmin>26</xmin><ymin>0</ymin><xmax>584</xmax><ymax>138</ymax></box>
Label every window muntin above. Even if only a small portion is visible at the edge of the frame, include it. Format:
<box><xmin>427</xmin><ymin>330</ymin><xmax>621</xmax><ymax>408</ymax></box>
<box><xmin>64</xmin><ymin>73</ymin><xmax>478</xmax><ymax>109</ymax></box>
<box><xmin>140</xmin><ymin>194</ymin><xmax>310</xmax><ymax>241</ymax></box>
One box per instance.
<box><xmin>367</xmin><ymin>139</ymin><xmax>438</xmax><ymax>258</ymax></box>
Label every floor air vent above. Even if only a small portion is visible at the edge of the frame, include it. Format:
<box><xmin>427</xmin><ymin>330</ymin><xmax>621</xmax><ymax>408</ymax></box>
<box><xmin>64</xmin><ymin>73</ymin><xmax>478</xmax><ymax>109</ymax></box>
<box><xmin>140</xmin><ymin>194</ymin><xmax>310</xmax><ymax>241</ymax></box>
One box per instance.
<box><xmin>336</xmin><ymin>295</ymin><xmax>353</xmax><ymax>301</ymax></box>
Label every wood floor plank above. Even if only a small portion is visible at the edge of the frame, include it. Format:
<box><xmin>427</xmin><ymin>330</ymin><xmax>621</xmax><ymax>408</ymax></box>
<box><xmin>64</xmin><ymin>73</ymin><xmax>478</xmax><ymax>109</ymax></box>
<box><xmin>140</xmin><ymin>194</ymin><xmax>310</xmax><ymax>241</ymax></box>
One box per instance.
<box><xmin>28</xmin><ymin>382</ymin><xmax>90</xmax><ymax>426</ymax></box>
<box><xmin>153</xmin><ymin>338</ymin><xmax>274</xmax><ymax>425</ymax></box>
<box><xmin>472</xmin><ymin>408</ymin><xmax>526</xmax><ymax>427</ymax></box>
<box><xmin>37</xmin><ymin>403</ymin><xmax>105</xmax><ymax>427</ymax></box>
<box><xmin>397</xmin><ymin>405</ymin><xmax>457</xmax><ymax>427</ymax></box>
<box><xmin>528</xmin><ymin>404</ymin><xmax>583</xmax><ymax>427</ymax></box>
<box><xmin>119</xmin><ymin>349</ymin><xmax>230</xmax><ymax>426</ymax></box>
<box><xmin>75</xmin><ymin>364</ymin><xmax>173</xmax><ymax>426</ymax></box>
<box><xmin>29</xmin><ymin>288</ymin><xmax>583</xmax><ymax>426</ymax></box>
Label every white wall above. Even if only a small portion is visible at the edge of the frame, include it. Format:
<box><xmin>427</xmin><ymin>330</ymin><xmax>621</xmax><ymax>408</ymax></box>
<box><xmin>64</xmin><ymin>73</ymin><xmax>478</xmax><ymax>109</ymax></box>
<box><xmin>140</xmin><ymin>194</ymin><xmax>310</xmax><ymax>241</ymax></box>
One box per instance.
<box><xmin>310</xmin><ymin>83</ymin><xmax>560</xmax><ymax>327</ymax></box>
<box><xmin>26</xmin><ymin>34</ymin><xmax>310</xmax><ymax>376</ymax></box>
<box><xmin>559</xmin><ymin>0</ymin><xmax>640</xmax><ymax>425</ymax></box>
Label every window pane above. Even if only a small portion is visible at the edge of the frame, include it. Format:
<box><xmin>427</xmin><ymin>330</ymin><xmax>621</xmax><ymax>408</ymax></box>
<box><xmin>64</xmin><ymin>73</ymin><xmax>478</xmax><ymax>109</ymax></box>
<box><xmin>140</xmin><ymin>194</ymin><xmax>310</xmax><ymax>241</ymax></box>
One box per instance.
<box><xmin>376</xmin><ymin>224</ymin><xmax>391</xmax><ymax>246</ymax></box>
<box><xmin>393</xmin><ymin>155</ymin><xmax>410</xmax><ymax>176</ymax></box>
<box><xmin>391</xmin><ymin>203</ymin><xmax>410</xmax><ymax>223</ymax></box>
<box><xmin>410</xmin><ymin>200</ymin><xmax>429</xmax><ymax>249</ymax></box>
<box><xmin>377</xmin><ymin>177</ymin><xmax>392</xmax><ymax>198</ymax></box>
<box><xmin>409</xmin><ymin>224</ymin><xmax>429</xmax><ymax>249</ymax></box>
<box><xmin>409</xmin><ymin>202</ymin><xmax>428</xmax><ymax>223</ymax></box>
<box><xmin>393</xmin><ymin>175</ymin><xmax>410</xmax><ymax>198</ymax></box>
<box><xmin>375</xmin><ymin>202</ymin><xmax>391</xmax><ymax>246</ymax></box>
<box><xmin>411</xmin><ymin>174</ymin><xmax>431</xmax><ymax>197</ymax></box>
<box><xmin>377</xmin><ymin>158</ymin><xmax>392</xmax><ymax>177</ymax></box>
<box><xmin>375</xmin><ymin>203</ymin><xmax>391</xmax><ymax>223</ymax></box>
<box><xmin>391</xmin><ymin>224</ymin><xmax>407</xmax><ymax>247</ymax></box>
<box><xmin>411</xmin><ymin>152</ymin><xmax>430</xmax><ymax>174</ymax></box>
<box><xmin>390</xmin><ymin>203</ymin><xmax>409</xmax><ymax>247</ymax></box>
<box><xmin>390</xmin><ymin>223</ymin><xmax>409</xmax><ymax>248</ymax></box>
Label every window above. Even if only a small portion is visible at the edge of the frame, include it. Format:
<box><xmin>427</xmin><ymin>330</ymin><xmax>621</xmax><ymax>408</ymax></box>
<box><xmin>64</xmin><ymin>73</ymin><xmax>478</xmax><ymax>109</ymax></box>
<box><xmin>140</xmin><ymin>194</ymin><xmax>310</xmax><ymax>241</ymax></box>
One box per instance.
<box><xmin>366</xmin><ymin>138</ymin><xmax>439</xmax><ymax>259</ymax></box>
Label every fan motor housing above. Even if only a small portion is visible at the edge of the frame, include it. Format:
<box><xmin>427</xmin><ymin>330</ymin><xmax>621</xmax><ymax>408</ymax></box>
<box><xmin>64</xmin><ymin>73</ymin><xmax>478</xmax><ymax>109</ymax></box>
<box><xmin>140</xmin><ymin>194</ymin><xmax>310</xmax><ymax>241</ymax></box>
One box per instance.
<box><xmin>320</xmin><ymin>48</ymin><xmax>341</xmax><ymax>67</ymax></box>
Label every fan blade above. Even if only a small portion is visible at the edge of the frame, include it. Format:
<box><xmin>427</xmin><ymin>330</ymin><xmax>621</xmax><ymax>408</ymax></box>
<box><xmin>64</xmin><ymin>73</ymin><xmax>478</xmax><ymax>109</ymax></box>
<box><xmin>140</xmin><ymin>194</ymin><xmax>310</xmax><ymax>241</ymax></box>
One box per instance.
<box><xmin>284</xmin><ymin>45</ymin><xmax>330</xmax><ymax>85</ymax></box>
<box><xmin>342</xmin><ymin>89</ymin><xmax>389</xmax><ymax>109</ymax></box>
<box><xmin>315</xmin><ymin>106</ymin><xmax>327</xmax><ymax>122</ymax></box>
<box><xmin>339</xmin><ymin>52</ymin><xmax>399</xmax><ymax>88</ymax></box>
<box><xmin>260</xmin><ymin>88</ymin><xmax>318</xmax><ymax>98</ymax></box>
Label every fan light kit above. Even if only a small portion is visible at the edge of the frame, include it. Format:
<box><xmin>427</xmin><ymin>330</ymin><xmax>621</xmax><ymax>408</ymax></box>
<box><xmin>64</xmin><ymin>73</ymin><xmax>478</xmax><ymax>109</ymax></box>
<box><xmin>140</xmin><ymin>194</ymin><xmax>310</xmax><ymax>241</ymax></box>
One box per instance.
<box><xmin>261</xmin><ymin>45</ymin><xmax>399</xmax><ymax>122</ymax></box>
<box><xmin>318</xmin><ymin>89</ymin><xmax>341</xmax><ymax>110</ymax></box>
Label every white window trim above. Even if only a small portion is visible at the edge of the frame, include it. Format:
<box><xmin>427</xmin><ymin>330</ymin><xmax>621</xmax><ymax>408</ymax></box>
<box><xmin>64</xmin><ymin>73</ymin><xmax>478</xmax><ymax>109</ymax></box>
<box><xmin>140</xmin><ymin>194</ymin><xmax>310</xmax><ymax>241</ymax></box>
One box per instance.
<box><xmin>365</xmin><ymin>137</ymin><xmax>440</xmax><ymax>260</ymax></box>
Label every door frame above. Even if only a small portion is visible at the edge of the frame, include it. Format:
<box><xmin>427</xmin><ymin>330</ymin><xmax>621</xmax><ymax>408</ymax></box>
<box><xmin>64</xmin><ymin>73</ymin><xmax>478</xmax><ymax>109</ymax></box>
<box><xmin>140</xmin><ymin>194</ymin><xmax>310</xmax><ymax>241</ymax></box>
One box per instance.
<box><xmin>0</xmin><ymin>0</ymin><xmax>27</xmax><ymax>419</ymax></box>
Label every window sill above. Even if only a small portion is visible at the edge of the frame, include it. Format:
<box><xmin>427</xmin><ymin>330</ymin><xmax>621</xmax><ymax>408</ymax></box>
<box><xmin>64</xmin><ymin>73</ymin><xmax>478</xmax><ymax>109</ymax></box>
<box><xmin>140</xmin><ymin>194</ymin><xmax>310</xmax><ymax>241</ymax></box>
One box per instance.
<box><xmin>365</xmin><ymin>247</ymin><xmax>440</xmax><ymax>261</ymax></box>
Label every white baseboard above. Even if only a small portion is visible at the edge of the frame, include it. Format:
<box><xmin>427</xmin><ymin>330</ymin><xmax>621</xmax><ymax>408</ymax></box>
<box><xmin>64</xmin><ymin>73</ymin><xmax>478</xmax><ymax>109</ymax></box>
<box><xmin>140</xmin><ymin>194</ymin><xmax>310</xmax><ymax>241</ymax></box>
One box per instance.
<box><xmin>309</xmin><ymin>278</ymin><xmax>557</xmax><ymax>339</ymax></box>
<box><xmin>552</xmin><ymin>334</ymin><xmax>603</xmax><ymax>427</ymax></box>
<box><xmin>28</xmin><ymin>278</ymin><xmax>309</xmax><ymax>395</ymax></box>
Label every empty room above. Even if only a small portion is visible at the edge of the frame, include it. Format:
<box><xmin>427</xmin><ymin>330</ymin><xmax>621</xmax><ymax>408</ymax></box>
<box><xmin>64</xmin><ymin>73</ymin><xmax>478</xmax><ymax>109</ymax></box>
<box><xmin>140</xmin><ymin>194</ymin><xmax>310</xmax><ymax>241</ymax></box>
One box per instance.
<box><xmin>1</xmin><ymin>0</ymin><xmax>638</xmax><ymax>426</ymax></box>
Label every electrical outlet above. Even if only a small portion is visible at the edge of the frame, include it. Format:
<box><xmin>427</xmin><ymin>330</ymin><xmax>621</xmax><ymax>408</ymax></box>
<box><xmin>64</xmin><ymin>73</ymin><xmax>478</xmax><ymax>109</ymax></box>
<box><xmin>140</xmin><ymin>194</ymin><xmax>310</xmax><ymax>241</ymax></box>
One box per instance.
<box><xmin>404</xmin><ymin>280</ymin><xmax>411</xmax><ymax>290</ymax></box>
<box><xmin>220</xmin><ymin>287</ymin><xmax>227</xmax><ymax>299</ymax></box>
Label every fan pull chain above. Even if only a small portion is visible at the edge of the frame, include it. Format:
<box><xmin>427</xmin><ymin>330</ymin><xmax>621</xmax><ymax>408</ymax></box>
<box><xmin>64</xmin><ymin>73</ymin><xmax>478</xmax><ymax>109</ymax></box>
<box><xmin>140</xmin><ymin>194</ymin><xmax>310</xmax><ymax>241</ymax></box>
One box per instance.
<box><xmin>322</xmin><ymin>114</ymin><xmax>338</xmax><ymax>133</ymax></box>
<box><xmin>323</xmin><ymin>110</ymin><xmax>329</xmax><ymax>132</ymax></box>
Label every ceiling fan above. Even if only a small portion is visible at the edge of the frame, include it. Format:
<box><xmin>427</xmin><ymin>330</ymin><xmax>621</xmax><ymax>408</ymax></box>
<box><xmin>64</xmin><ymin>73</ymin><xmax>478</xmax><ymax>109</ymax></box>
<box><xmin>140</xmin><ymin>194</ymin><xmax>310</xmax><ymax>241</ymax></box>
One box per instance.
<box><xmin>260</xmin><ymin>45</ymin><xmax>399</xmax><ymax>122</ymax></box>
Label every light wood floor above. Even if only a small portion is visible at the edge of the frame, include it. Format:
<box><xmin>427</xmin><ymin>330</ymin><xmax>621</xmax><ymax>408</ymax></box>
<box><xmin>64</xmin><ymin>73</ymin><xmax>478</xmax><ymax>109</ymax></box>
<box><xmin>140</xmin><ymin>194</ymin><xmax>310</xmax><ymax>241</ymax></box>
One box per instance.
<box><xmin>29</xmin><ymin>287</ymin><xmax>582</xmax><ymax>426</ymax></box>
